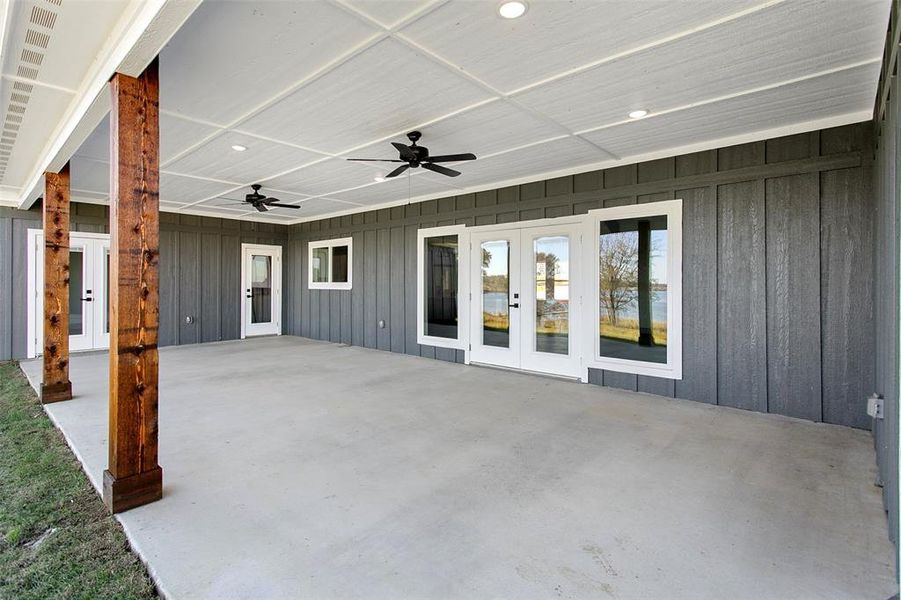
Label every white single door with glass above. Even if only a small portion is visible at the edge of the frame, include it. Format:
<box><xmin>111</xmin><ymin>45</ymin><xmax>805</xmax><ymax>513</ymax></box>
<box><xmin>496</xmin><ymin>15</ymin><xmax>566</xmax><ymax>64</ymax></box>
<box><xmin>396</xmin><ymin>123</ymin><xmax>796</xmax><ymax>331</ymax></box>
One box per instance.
<box><xmin>27</xmin><ymin>230</ymin><xmax>111</xmax><ymax>358</ymax></box>
<box><xmin>241</xmin><ymin>243</ymin><xmax>282</xmax><ymax>338</ymax></box>
<box><xmin>469</xmin><ymin>223</ymin><xmax>582</xmax><ymax>377</ymax></box>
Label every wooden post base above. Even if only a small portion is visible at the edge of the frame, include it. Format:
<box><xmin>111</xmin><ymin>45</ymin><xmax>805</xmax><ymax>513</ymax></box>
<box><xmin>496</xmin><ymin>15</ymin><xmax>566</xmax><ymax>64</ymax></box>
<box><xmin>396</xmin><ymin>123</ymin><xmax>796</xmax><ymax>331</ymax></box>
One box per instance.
<box><xmin>40</xmin><ymin>381</ymin><xmax>72</xmax><ymax>404</ymax></box>
<box><xmin>103</xmin><ymin>466</ymin><xmax>162</xmax><ymax>513</ymax></box>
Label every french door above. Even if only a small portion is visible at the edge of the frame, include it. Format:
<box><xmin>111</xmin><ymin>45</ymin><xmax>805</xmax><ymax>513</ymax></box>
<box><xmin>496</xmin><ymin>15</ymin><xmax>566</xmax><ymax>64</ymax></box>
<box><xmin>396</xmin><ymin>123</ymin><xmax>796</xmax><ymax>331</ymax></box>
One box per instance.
<box><xmin>469</xmin><ymin>224</ymin><xmax>582</xmax><ymax>377</ymax></box>
<box><xmin>28</xmin><ymin>230</ymin><xmax>110</xmax><ymax>357</ymax></box>
<box><xmin>241</xmin><ymin>243</ymin><xmax>282</xmax><ymax>338</ymax></box>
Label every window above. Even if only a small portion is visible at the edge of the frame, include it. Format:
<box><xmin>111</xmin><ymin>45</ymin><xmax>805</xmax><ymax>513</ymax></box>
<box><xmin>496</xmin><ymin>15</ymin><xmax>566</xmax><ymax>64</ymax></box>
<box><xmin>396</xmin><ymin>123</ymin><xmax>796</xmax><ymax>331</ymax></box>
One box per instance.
<box><xmin>587</xmin><ymin>200</ymin><xmax>682</xmax><ymax>378</ymax></box>
<box><xmin>308</xmin><ymin>237</ymin><xmax>352</xmax><ymax>290</ymax></box>
<box><xmin>417</xmin><ymin>225</ymin><xmax>469</xmax><ymax>349</ymax></box>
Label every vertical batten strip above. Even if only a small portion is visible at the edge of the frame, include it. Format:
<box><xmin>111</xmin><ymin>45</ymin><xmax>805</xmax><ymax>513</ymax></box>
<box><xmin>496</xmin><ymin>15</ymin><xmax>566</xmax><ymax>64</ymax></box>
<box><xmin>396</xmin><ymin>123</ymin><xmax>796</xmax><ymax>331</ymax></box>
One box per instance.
<box><xmin>41</xmin><ymin>163</ymin><xmax>73</xmax><ymax>403</ymax></box>
<box><xmin>103</xmin><ymin>58</ymin><xmax>162</xmax><ymax>513</ymax></box>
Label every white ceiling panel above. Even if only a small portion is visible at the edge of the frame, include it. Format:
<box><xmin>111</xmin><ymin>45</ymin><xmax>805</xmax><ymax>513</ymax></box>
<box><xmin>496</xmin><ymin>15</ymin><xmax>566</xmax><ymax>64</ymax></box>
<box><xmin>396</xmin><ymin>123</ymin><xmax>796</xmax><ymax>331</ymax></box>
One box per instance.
<box><xmin>70</xmin><ymin>157</ymin><xmax>108</xmax><ymax>195</ymax></box>
<box><xmin>341</xmin><ymin>0</ymin><xmax>438</xmax><ymax>28</ymax></box>
<box><xmin>515</xmin><ymin>0</ymin><xmax>887</xmax><ymax>133</ymax></box>
<box><xmin>399</xmin><ymin>0</ymin><xmax>761</xmax><ymax>93</ymax></box>
<box><xmin>159</xmin><ymin>1</ymin><xmax>380</xmax><ymax>125</ymax></box>
<box><xmin>21</xmin><ymin>0</ymin><xmax>888</xmax><ymax>222</ymax></box>
<box><xmin>342</xmin><ymin>100</ymin><xmax>566</xmax><ymax>164</ymax></box>
<box><xmin>164</xmin><ymin>131</ymin><xmax>323</xmax><ymax>184</ymax></box>
<box><xmin>454</xmin><ymin>136</ymin><xmax>604</xmax><ymax>188</ymax></box>
<box><xmin>239</xmin><ymin>37</ymin><xmax>494</xmax><ymax>153</ymax></box>
<box><xmin>77</xmin><ymin>114</ymin><xmax>222</xmax><ymax>164</ymax></box>
<box><xmin>159</xmin><ymin>173</ymin><xmax>239</xmax><ymax>207</ymax></box>
<box><xmin>263</xmin><ymin>157</ymin><xmax>383</xmax><ymax>197</ymax></box>
<box><xmin>290</xmin><ymin>197</ymin><xmax>364</xmax><ymax>218</ymax></box>
<box><xmin>325</xmin><ymin>170</ymin><xmax>460</xmax><ymax>207</ymax></box>
<box><xmin>582</xmin><ymin>63</ymin><xmax>879</xmax><ymax>158</ymax></box>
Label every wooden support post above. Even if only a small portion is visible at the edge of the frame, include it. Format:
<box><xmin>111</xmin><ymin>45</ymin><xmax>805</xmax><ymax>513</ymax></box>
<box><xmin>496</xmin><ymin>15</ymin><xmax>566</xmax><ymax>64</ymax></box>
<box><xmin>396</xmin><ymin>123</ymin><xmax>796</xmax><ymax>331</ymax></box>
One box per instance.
<box><xmin>103</xmin><ymin>58</ymin><xmax>162</xmax><ymax>513</ymax></box>
<box><xmin>41</xmin><ymin>164</ymin><xmax>73</xmax><ymax>403</ymax></box>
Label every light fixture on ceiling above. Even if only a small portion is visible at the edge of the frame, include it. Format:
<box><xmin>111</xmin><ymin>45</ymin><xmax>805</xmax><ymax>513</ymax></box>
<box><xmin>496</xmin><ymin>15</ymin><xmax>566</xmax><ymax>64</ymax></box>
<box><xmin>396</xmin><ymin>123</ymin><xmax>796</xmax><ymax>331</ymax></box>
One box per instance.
<box><xmin>498</xmin><ymin>1</ymin><xmax>527</xmax><ymax>19</ymax></box>
<box><xmin>374</xmin><ymin>176</ymin><xmax>385</xmax><ymax>182</ymax></box>
<box><xmin>628</xmin><ymin>109</ymin><xmax>649</xmax><ymax>119</ymax></box>
<box><xmin>231</xmin><ymin>144</ymin><xmax>247</xmax><ymax>152</ymax></box>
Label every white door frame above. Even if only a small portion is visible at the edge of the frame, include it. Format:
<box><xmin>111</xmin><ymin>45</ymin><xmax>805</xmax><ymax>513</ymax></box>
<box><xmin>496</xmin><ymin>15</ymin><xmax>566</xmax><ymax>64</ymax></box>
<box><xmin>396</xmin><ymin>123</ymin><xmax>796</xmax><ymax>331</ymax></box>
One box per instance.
<box><xmin>240</xmin><ymin>243</ymin><xmax>282</xmax><ymax>338</ymax></box>
<box><xmin>27</xmin><ymin>229</ymin><xmax>111</xmax><ymax>358</ymax></box>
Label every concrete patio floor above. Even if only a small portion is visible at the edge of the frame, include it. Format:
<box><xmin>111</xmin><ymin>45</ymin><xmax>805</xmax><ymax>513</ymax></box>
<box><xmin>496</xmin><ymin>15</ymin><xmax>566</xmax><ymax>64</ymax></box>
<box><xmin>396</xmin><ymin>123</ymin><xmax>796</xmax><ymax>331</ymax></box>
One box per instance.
<box><xmin>20</xmin><ymin>337</ymin><xmax>897</xmax><ymax>599</ymax></box>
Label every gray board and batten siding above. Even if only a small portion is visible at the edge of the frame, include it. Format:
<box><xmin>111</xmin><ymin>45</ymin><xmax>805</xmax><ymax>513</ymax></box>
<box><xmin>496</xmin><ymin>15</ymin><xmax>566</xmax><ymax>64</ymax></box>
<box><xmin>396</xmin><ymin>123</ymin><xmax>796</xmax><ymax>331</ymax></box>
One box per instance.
<box><xmin>872</xmin><ymin>6</ymin><xmax>900</xmax><ymax>555</ymax></box>
<box><xmin>0</xmin><ymin>123</ymin><xmax>880</xmax><ymax>433</ymax></box>
<box><xmin>288</xmin><ymin>123</ymin><xmax>877</xmax><ymax>431</ymax></box>
<box><xmin>0</xmin><ymin>204</ymin><xmax>291</xmax><ymax>360</ymax></box>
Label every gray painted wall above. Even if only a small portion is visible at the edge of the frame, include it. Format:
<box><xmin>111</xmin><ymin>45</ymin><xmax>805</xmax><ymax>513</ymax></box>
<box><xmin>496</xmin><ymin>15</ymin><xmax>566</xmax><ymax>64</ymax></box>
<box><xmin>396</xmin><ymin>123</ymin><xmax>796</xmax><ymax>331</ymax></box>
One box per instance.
<box><xmin>873</xmin><ymin>47</ymin><xmax>899</xmax><ymax>552</ymax></box>
<box><xmin>0</xmin><ymin>204</ymin><xmax>291</xmax><ymax>360</ymax></box>
<box><xmin>287</xmin><ymin>123</ymin><xmax>876</xmax><ymax>430</ymax></box>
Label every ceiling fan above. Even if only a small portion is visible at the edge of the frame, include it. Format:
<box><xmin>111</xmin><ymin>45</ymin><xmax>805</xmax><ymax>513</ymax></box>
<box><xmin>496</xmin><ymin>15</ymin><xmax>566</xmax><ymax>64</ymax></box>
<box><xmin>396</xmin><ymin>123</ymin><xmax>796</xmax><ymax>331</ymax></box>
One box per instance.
<box><xmin>239</xmin><ymin>184</ymin><xmax>300</xmax><ymax>212</ymax></box>
<box><xmin>346</xmin><ymin>131</ymin><xmax>476</xmax><ymax>178</ymax></box>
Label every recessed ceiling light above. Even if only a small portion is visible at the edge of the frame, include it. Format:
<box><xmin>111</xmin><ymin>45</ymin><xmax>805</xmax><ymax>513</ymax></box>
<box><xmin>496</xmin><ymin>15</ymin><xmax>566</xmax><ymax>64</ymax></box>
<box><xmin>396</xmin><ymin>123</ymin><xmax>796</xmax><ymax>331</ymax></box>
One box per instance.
<box><xmin>231</xmin><ymin>144</ymin><xmax>247</xmax><ymax>152</ymax></box>
<box><xmin>628</xmin><ymin>109</ymin><xmax>649</xmax><ymax>119</ymax></box>
<box><xmin>374</xmin><ymin>176</ymin><xmax>385</xmax><ymax>182</ymax></box>
<box><xmin>498</xmin><ymin>1</ymin><xmax>527</xmax><ymax>19</ymax></box>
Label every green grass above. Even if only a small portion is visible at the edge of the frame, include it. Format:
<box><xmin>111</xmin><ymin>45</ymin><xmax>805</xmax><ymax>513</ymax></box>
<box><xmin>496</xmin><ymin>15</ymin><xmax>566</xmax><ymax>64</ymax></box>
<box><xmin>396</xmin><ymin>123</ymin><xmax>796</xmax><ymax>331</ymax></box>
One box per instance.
<box><xmin>0</xmin><ymin>362</ymin><xmax>156</xmax><ymax>600</ymax></box>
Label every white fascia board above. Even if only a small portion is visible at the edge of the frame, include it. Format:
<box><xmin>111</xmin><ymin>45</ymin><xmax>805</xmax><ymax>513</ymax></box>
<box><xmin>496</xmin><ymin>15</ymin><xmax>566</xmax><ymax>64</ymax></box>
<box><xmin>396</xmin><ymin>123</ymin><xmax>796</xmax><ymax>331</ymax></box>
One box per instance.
<box><xmin>17</xmin><ymin>0</ymin><xmax>202</xmax><ymax>210</ymax></box>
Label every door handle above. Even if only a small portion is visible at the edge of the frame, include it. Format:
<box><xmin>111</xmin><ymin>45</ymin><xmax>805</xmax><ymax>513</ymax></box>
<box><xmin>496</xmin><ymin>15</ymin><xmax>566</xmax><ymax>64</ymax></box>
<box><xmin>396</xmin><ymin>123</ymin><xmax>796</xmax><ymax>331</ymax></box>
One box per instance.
<box><xmin>508</xmin><ymin>303</ymin><xmax>519</xmax><ymax>308</ymax></box>
<box><xmin>81</xmin><ymin>297</ymin><xmax>93</xmax><ymax>302</ymax></box>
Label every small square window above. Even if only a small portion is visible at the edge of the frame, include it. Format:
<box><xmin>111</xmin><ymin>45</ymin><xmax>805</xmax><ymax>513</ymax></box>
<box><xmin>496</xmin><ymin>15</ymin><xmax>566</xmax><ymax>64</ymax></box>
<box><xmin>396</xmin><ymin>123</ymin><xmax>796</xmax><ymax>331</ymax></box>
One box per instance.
<box><xmin>308</xmin><ymin>238</ymin><xmax>352</xmax><ymax>290</ymax></box>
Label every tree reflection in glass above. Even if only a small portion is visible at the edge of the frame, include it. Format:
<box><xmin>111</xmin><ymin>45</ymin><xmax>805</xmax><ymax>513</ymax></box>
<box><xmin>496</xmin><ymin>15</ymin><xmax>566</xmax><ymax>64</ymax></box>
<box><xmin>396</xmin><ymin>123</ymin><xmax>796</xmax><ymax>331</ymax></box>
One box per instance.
<box><xmin>481</xmin><ymin>240</ymin><xmax>510</xmax><ymax>348</ymax></box>
<box><xmin>534</xmin><ymin>236</ymin><xmax>569</xmax><ymax>355</ymax></box>
<box><xmin>598</xmin><ymin>216</ymin><xmax>668</xmax><ymax>364</ymax></box>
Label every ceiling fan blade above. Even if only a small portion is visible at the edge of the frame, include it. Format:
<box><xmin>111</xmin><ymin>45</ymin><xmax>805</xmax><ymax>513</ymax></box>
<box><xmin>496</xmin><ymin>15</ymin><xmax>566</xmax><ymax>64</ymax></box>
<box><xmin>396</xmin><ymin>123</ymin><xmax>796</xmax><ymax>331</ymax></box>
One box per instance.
<box><xmin>427</xmin><ymin>153</ymin><xmax>477</xmax><ymax>163</ymax></box>
<box><xmin>255</xmin><ymin>203</ymin><xmax>269</xmax><ymax>212</ymax></box>
<box><xmin>346</xmin><ymin>158</ymin><xmax>405</xmax><ymax>162</ymax></box>
<box><xmin>269</xmin><ymin>203</ymin><xmax>300</xmax><ymax>209</ymax></box>
<box><xmin>385</xmin><ymin>164</ymin><xmax>410</xmax><ymax>178</ymax></box>
<box><xmin>422</xmin><ymin>162</ymin><xmax>461</xmax><ymax>177</ymax></box>
<box><xmin>392</xmin><ymin>142</ymin><xmax>416</xmax><ymax>162</ymax></box>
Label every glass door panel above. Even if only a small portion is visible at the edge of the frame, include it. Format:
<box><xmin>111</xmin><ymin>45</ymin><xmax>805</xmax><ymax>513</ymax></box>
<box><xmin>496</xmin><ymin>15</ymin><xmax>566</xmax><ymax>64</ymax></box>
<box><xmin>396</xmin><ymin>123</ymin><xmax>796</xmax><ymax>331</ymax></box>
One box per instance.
<box><xmin>533</xmin><ymin>236</ymin><xmax>569</xmax><ymax>356</ymax></box>
<box><xmin>469</xmin><ymin>230</ymin><xmax>520</xmax><ymax>369</ymax></box>
<box><xmin>481</xmin><ymin>239</ymin><xmax>511</xmax><ymax>349</ymax></box>
<box><xmin>68</xmin><ymin>249</ymin><xmax>85</xmax><ymax>336</ymax></box>
<box><xmin>251</xmin><ymin>255</ymin><xmax>272</xmax><ymax>324</ymax></box>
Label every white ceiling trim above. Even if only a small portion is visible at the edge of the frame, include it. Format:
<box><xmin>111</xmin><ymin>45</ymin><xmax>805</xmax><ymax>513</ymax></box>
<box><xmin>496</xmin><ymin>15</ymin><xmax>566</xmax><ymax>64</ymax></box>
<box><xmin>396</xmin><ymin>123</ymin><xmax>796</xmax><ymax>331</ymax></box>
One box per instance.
<box><xmin>287</xmin><ymin>110</ymin><xmax>869</xmax><ymax>225</ymax></box>
<box><xmin>1</xmin><ymin>73</ymin><xmax>76</xmax><ymax>94</ymax></box>
<box><xmin>16</xmin><ymin>0</ymin><xmax>199</xmax><ymax>210</ymax></box>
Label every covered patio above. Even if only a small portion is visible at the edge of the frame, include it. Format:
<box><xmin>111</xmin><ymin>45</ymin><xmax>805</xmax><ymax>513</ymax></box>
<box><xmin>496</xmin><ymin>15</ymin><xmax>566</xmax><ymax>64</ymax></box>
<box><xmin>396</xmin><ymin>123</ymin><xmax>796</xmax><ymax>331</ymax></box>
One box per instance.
<box><xmin>20</xmin><ymin>336</ymin><xmax>896</xmax><ymax>599</ymax></box>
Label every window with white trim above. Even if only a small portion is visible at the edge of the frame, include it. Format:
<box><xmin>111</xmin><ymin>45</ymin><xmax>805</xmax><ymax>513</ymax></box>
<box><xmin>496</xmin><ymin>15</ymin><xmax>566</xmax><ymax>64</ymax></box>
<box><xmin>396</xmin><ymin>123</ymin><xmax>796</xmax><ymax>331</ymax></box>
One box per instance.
<box><xmin>416</xmin><ymin>225</ymin><xmax>469</xmax><ymax>349</ymax></box>
<box><xmin>586</xmin><ymin>200</ymin><xmax>682</xmax><ymax>379</ymax></box>
<box><xmin>308</xmin><ymin>237</ymin><xmax>352</xmax><ymax>290</ymax></box>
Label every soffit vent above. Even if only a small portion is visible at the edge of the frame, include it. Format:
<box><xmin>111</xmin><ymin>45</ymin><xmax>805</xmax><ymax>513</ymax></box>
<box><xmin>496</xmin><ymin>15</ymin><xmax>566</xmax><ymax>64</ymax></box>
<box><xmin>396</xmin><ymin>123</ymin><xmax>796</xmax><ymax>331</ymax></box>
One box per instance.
<box><xmin>21</xmin><ymin>48</ymin><xmax>44</xmax><ymax>66</ymax></box>
<box><xmin>29</xmin><ymin>6</ymin><xmax>57</xmax><ymax>29</ymax></box>
<box><xmin>1</xmin><ymin>0</ymin><xmax>62</xmax><ymax>183</ymax></box>
<box><xmin>16</xmin><ymin>65</ymin><xmax>38</xmax><ymax>79</ymax></box>
<box><xmin>24</xmin><ymin>29</ymin><xmax>50</xmax><ymax>49</ymax></box>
